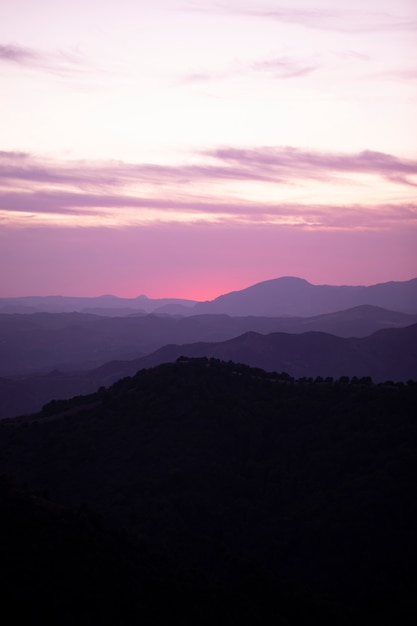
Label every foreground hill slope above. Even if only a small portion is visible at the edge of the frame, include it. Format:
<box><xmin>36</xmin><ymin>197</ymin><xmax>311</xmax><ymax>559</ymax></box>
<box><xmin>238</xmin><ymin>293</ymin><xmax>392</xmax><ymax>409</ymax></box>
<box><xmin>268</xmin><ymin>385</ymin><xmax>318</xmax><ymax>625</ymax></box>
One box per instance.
<box><xmin>194</xmin><ymin>276</ymin><xmax>417</xmax><ymax>316</ymax></box>
<box><xmin>0</xmin><ymin>358</ymin><xmax>416</xmax><ymax>625</ymax></box>
<box><xmin>0</xmin><ymin>478</ymin><xmax>145</xmax><ymax>625</ymax></box>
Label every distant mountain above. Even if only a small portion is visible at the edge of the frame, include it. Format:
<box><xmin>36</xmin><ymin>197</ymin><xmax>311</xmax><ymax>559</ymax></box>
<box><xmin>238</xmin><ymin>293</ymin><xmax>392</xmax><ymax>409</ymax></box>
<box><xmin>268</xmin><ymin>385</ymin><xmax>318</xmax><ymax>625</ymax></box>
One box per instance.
<box><xmin>2</xmin><ymin>277</ymin><xmax>417</xmax><ymax>318</ymax></box>
<box><xmin>0</xmin><ymin>294</ymin><xmax>196</xmax><ymax>315</ymax></box>
<box><xmin>1</xmin><ymin>323</ymin><xmax>416</xmax><ymax>420</ymax></box>
<box><xmin>95</xmin><ymin>323</ymin><xmax>417</xmax><ymax>385</ymax></box>
<box><xmin>193</xmin><ymin>276</ymin><xmax>417</xmax><ymax>316</ymax></box>
<box><xmin>2</xmin><ymin>305</ymin><xmax>416</xmax><ymax>377</ymax></box>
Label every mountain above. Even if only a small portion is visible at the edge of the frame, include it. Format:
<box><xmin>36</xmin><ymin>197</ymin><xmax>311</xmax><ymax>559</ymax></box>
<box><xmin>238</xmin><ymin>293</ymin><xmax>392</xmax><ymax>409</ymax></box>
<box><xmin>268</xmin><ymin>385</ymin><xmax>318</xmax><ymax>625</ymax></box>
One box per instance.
<box><xmin>2</xmin><ymin>305</ymin><xmax>416</xmax><ymax>376</ymax></box>
<box><xmin>193</xmin><ymin>276</ymin><xmax>417</xmax><ymax>316</ymax></box>
<box><xmin>0</xmin><ymin>293</ymin><xmax>196</xmax><ymax>315</ymax></box>
<box><xmin>2</xmin><ymin>277</ymin><xmax>417</xmax><ymax>318</ymax></box>
<box><xmin>92</xmin><ymin>323</ymin><xmax>417</xmax><ymax>384</ymax></box>
<box><xmin>0</xmin><ymin>359</ymin><xmax>416</xmax><ymax>625</ymax></box>
<box><xmin>1</xmin><ymin>323</ymin><xmax>416</xmax><ymax>420</ymax></box>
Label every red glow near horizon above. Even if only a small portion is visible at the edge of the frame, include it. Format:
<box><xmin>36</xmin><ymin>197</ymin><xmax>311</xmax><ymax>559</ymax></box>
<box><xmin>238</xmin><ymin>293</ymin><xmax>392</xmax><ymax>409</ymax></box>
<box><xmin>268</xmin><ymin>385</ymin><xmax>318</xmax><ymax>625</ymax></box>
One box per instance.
<box><xmin>1</xmin><ymin>223</ymin><xmax>415</xmax><ymax>300</ymax></box>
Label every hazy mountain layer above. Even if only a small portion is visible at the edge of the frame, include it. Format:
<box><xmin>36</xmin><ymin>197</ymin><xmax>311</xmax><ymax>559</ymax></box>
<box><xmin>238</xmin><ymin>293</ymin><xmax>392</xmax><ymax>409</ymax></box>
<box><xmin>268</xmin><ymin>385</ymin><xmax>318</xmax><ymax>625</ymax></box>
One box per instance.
<box><xmin>94</xmin><ymin>323</ymin><xmax>417</xmax><ymax>385</ymax></box>
<box><xmin>194</xmin><ymin>276</ymin><xmax>417</xmax><ymax>316</ymax></box>
<box><xmin>1</xmin><ymin>305</ymin><xmax>416</xmax><ymax>376</ymax></box>
<box><xmin>2</xmin><ymin>276</ymin><xmax>416</xmax><ymax>318</ymax></box>
<box><xmin>0</xmin><ymin>294</ymin><xmax>196</xmax><ymax>315</ymax></box>
<box><xmin>1</xmin><ymin>323</ymin><xmax>416</xmax><ymax>420</ymax></box>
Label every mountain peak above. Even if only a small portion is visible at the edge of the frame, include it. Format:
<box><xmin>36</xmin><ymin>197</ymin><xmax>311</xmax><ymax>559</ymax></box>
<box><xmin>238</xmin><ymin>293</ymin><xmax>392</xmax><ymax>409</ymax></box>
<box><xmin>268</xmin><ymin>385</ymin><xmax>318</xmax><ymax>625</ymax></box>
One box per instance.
<box><xmin>193</xmin><ymin>276</ymin><xmax>417</xmax><ymax>317</ymax></box>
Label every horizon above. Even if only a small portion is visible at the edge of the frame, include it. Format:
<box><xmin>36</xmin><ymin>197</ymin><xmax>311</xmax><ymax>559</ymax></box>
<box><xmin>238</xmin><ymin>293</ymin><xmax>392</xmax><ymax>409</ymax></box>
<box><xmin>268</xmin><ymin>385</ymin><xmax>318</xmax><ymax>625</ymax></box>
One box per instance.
<box><xmin>1</xmin><ymin>0</ymin><xmax>416</xmax><ymax>297</ymax></box>
<box><xmin>1</xmin><ymin>273</ymin><xmax>416</xmax><ymax>302</ymax></box>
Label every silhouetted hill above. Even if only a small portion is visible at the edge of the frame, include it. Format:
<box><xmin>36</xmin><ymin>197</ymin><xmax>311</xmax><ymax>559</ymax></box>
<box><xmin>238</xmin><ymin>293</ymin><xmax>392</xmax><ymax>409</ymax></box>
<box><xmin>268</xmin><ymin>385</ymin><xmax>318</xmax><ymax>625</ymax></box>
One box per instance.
<box><xmin>86</xmin><ymin>323</ymin><xmax>417</xmax><ymax>386</ymax></box>
<box><xmin>193</xmin><ymin>276</ymin><xmax>417</xmax><ymax>316</ymax></box>
<box><xmin>0</xmin><ymin>359</ymin><xmax>416</xmax><ymax>625</ymax></box>
<box><xmin>2</xmin><ymin>305</ymin><xmax>416</xmax><ymax>376</ymax></box>
<box><xmin>1</xmin><ymin>323</ymin><xmax>416</xmax><ymax>420</ymax></box>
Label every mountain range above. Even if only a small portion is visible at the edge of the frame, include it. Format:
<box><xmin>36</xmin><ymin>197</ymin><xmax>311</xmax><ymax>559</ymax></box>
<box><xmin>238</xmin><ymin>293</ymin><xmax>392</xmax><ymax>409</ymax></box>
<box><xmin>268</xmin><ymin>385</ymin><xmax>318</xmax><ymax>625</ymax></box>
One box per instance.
<box><xmin>1</xmin><ymin>276</ymin><xmax>416</xmax><ymax>419</ymax></box>
<box><xmin>1</xmin><ymin>322</ymin><xmax>416</xmax><ymax>420</ymax></box>
<box><xmin>1</xmin><ymin>304</ymin><xmax>416</xmax><ymax>376</ymax></box>
<box><xmin>1</xmin><ymin>277</ymin><xmax>416</xmax><ymax>623</ymax></box>
<box><xmin>0</xmin><ymin>293</ymin><xmax>196</xmax><ymax>316</ymax></box>
<box><xmin>2</xmin><ymin>276</ymin><xmax>417</xmax><ymax>317</ymax></box>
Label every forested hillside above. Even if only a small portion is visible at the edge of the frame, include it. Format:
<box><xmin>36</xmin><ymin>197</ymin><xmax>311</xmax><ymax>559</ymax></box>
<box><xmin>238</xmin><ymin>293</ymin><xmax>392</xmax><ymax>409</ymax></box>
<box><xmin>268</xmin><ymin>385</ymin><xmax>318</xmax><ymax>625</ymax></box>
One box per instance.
<box><xmin>0</xmin><ymin>358</ymin><xmax>415</xmax><ymax>624</ymax></box>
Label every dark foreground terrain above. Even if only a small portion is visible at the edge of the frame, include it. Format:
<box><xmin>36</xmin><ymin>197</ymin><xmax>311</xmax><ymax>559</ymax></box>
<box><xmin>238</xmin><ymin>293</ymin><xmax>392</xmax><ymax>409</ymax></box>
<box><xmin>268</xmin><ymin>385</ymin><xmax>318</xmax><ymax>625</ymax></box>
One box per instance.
<box><xmin>1</xmin><ymin>358</ymin><xmax>416</xmax><ymax>625</ymax></box>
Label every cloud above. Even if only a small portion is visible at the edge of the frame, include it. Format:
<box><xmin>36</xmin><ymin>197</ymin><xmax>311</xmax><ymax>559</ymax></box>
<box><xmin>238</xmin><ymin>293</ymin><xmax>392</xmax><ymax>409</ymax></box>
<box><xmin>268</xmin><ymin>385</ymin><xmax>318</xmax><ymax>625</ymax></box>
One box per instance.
<box><xmin>1</xmin><ymin>184</ymin><xmax>416</xmax><ymax>233</ymax></box>
<box><xmin>252</xmin><ymin>57</ymin><xmax>318</xmax><ymax>78</ymax></box>
<box><xmin>0</xmin><ymin>151</ymin><xmax>278</xmax><ymax>189</ymax></box>
<box><xmin>0</xmin><ymin>42</ymin><xmax>87</xmax><ymax>78</ymax></box>
<box><xmin>204</xmin><ymin>147</ymin><xmax>417</xmax><ymax>184</ymax></box>
<box><xmin>1</xmin><ymin>148</ymin><xmax>416</xmax><ymax>231</ymax></box>
<box><xmin>376</xmin><ymin>68</ymin><xmax>417</xmax><ymax>81</ymax></box>
<box><xmin>179</xmin><ymin>53</ymin><xmax>319</xmax><ymax>86</ymax></box>
<box><xmin>253</xmin><ymin>57</ymin><xmax>318</xmax><ymax>78</ymax></box>
<box><xmin>178</xmin><ymin>71</ymin><xmax>227</xmax><ymax>85</ymax></box>
<box><xmin>199</xmin><ymin>3</ymin><xmax>417</xmax><ymax>33</ymax></box>
<box><xmin>0</xmin><ymin>188</ymin><xmax>291</xmax><ymax>218</ymax></box>
<box><xmin>0</xmin><ymin>44</ymin><xmax>39</xmax><ymax>64</ymax></box>
<box><xmin>2</xmin><ymin>147</ymin><xmax>416</xmax><ymax>191</ymax></box>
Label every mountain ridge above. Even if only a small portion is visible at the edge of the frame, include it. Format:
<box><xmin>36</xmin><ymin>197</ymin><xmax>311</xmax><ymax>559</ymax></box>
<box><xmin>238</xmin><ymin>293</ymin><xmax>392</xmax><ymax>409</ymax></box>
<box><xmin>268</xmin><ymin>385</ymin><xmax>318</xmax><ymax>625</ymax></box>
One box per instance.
<box><xmin>194</xmin><ymin>276</ymin><xmax>417</xmax><ymax>316</ymax></box>
<box><xmin>1</xmin><ymin>322</ymin><xmax>416</xmax><ymax>420</ymax></box>
<box><xmin>1</xmin><ymin>276</ymin><xmax>416</xmax><ymax>316</ymax></box>
<box><xmin>1</xmin><ymin>304</ymin><xmax>416</xmax><ymax>377</ymax></box>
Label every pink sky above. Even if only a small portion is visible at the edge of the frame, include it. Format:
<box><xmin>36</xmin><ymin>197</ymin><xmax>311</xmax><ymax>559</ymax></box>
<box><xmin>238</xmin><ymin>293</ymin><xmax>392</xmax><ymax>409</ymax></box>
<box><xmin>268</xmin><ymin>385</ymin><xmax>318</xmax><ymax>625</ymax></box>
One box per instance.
<box><xmin>1</xmin><ymin>0</ymin><xmax>416</xmax><ymax>299</ymax></box>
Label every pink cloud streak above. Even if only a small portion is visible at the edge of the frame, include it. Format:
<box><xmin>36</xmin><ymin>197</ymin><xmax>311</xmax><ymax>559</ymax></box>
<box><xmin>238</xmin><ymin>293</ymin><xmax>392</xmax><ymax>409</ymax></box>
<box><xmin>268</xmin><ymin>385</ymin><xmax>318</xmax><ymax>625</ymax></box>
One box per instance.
<box><xmin>1</xmin><ymin>147</ymin><xmax>416</xmax><ymax>188</ymax></box>
<box><xmin>1</xmin><ymin>189</ymin><xmax>415</xmax><ymax>233</ymax></box>
<box><xmin>1</xmin><ymin>148</ymin><xmax>416</xmax><ymax>231</ymax></box>
<box><xmin>205</xmin><ymin>4</ymin><xmax>417</xmax><ymax>33</ymax></box>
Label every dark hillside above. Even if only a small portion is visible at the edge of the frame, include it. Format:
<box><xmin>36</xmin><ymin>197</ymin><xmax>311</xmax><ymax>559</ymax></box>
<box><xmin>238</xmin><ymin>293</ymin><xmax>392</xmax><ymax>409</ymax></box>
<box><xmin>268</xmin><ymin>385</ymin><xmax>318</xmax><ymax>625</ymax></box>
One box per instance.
<box><xmin>0</xmin><ymin>359</ymin><xmax>416</xmax><ymax>624</ymax></box>
<box><xmin>0</xmin><ymin>478</ymin><xmax>144</xmax><ymax>625</ymax></box>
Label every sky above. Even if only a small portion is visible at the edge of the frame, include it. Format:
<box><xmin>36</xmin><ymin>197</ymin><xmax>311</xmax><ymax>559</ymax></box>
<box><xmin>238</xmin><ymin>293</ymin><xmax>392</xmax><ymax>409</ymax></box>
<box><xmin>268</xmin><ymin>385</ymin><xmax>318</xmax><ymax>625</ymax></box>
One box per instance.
<box><xmin>1</xmin><ymin>0</ymin><xmax>416</xmax><ymax>300</ymax></box>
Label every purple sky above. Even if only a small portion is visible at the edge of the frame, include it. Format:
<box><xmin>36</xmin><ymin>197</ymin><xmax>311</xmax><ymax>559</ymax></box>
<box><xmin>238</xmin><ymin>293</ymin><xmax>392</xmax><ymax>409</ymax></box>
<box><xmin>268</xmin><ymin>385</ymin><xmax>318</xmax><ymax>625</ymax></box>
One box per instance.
<box><xmin>1</xmin><ymin>0</ymin><xmax>416</xmax><ymax>299</ymax></box>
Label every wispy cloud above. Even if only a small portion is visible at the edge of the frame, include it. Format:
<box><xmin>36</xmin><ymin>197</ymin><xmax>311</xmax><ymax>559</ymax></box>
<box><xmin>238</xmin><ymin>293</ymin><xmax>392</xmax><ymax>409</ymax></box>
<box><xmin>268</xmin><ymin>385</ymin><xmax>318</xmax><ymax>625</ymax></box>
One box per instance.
<box><xmin>1</xmin><ymin>148</ymin><xmax>416</xmax><ymax>230</ymax></box>
<box><xmin>204</xmin><ymin>147</ymin><xmax>417</xmax><ymax>185</ymax></box>
<box><xmin>198</xmin><ymin>3</ymin><xmax>417</xmax><ymax>33</ymax></box>
<box><xmin>0</xmin><ymin>151</ymin><xmax>276</xmax><ymax>188</ymax></box>
<box><xmin>0</xmin><ymin>42</ymin><xmax>88</xmax><ymax>78</ymax></box>
<box><xmin>1</xmin><ymin>147</ymin><xmax>416</xmax><ymax>190</ymax></box>
<box><xmin>178</xmin><ymin>71</ymin><xmax>228</xmax><ymax>85</ymax></box>
<box><xmin>252</xmin><ymin>56</ymin><xmax>318</xmax><ymax>78</ymax></box>
<box><xmin>179</xmin><ymin>53</ymin><xmax>319</xmax><ymax>86</ymax></box>
<box><xmin>1</xmin><ymin>185</ymin><xmax>415</xmax><ymax>232</ymax></box>
<box><xmin>375</xmin><ymin>68</ymin><xmax>417</xmax><ymax>81</ymax></box>
<box><xmin>0</xmin><ymin>44</ymin><xmax>39</xmax><ymax>64</ymax></box>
